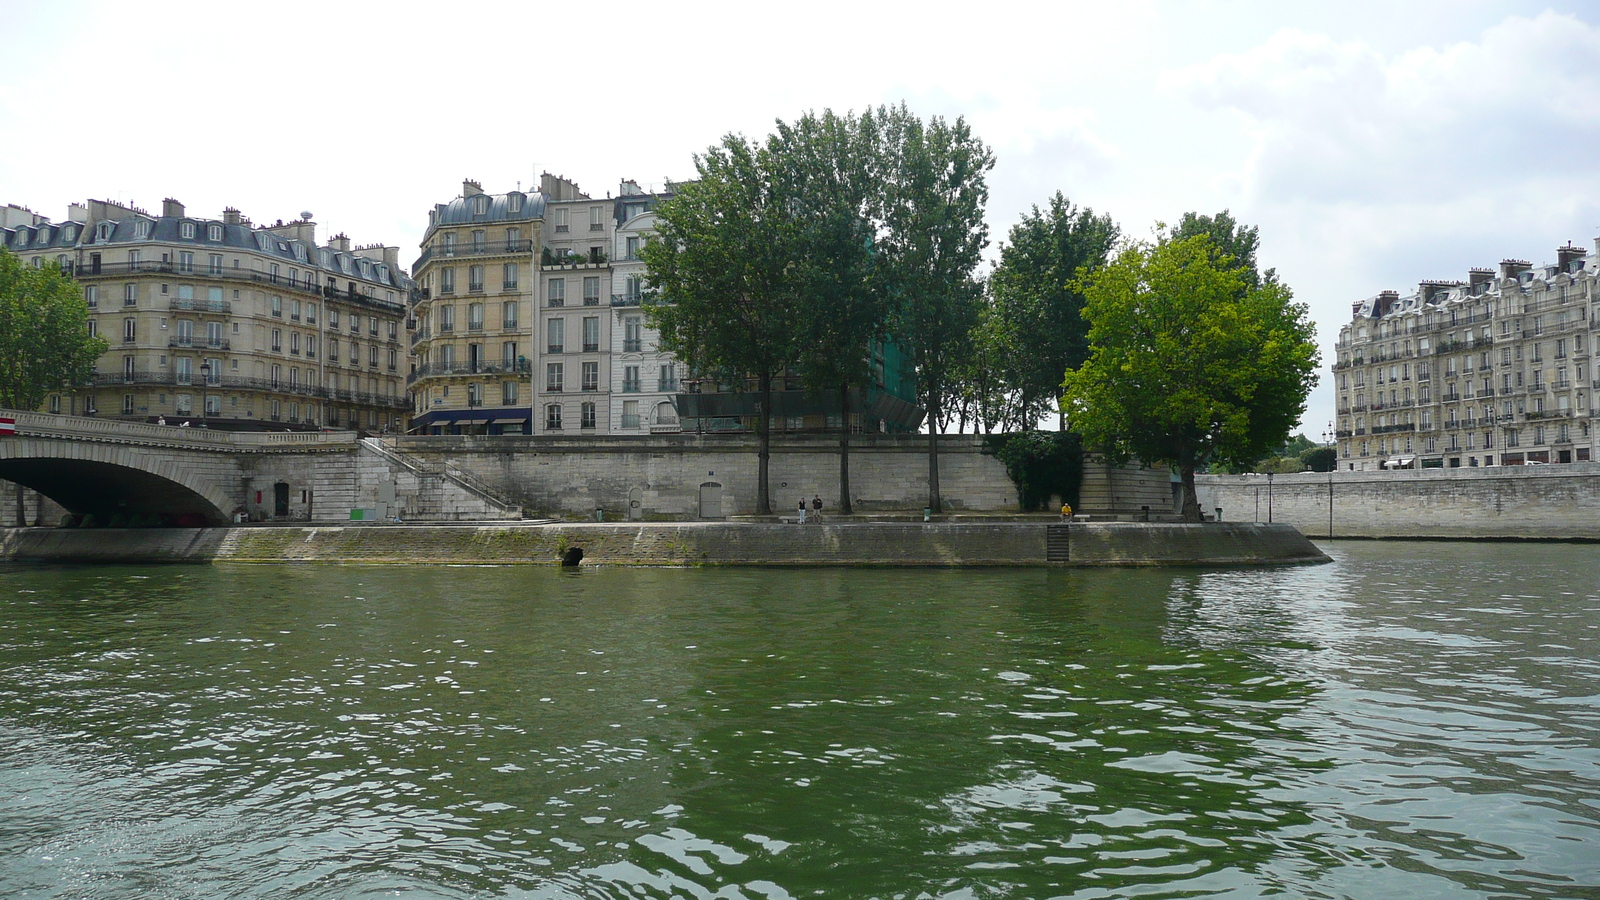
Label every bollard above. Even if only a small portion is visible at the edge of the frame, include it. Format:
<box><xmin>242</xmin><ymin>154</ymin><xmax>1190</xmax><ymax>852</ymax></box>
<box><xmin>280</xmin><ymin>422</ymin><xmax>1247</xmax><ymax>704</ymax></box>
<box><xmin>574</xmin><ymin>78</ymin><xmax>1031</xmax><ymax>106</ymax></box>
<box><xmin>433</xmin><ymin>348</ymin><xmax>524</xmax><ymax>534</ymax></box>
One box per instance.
<box><xmin>923</xmin><ymin>507</ymin><xmax>931</xmax><ymax>523</ymax></box>
<box><xmin>595</xmin><ymin>507</ymin><xmax>604</xmax><ymax>522</ymax></box>
<box><xmin>1215</xmin><ymin>507</ymin><xmax>1223</xmax><ymax>523</ymax></box>
<box><xmin>1141</xmin><ymin>505</ymin><xmax>1150</xmax><ymax>522</ymax></box>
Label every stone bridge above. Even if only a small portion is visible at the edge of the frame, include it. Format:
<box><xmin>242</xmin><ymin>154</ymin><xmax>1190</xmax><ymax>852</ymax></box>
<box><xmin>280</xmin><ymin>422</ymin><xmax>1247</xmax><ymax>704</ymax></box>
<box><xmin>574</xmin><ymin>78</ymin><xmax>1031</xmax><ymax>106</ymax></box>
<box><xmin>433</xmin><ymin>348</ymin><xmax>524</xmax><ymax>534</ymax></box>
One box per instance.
<box><xmin>0</xmin><ymin>409</ymin><xmax>521</xmax><ymax>525</ymax></box>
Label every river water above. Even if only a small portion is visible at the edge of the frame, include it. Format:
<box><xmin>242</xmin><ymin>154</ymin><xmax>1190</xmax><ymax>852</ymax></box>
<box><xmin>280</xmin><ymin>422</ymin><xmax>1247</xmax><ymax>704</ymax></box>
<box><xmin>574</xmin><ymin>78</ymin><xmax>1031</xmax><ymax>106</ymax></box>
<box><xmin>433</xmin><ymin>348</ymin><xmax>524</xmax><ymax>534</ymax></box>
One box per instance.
<box><xmin>1</xmin><ymin>542</ymin><xmax>1597</xmax><ymax>899</ymax></box>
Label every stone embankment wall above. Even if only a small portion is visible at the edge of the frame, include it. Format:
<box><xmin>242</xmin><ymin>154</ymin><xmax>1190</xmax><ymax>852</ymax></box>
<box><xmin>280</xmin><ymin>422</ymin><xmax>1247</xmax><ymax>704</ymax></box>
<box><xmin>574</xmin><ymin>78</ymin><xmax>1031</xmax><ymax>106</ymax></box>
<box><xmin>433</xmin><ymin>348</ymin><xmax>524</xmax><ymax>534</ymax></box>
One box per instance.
<box><xmin>0</xmin><ymin>522</ymin><xmax>1328</xmax><ymax>567</ymax></box>
<box><xmin>1196</xmin><ymin>464</ymin><xmax>1600</xmax><ymax>539</ymax></box>
<box><xmin>387</xmin><ymin>433</ymin><xmax>1173</xmax><ymax>519</ymax></box>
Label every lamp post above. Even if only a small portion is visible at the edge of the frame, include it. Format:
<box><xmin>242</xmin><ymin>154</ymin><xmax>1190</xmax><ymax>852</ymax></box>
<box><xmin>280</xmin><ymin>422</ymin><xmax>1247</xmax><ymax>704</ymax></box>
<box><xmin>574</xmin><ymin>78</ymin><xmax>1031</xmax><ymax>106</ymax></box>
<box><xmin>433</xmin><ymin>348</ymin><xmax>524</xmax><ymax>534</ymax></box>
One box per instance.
<box><xmin>1322</xmin><ymin>420</ymin><xmax>1335</xmax><ymax>539</ymax></box>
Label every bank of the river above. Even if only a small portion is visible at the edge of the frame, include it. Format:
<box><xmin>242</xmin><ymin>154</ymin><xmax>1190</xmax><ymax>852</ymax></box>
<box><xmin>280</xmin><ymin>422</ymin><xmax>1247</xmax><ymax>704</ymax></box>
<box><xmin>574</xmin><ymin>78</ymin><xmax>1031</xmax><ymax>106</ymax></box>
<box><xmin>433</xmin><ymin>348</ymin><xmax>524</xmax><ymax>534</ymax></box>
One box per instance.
<box><xmin>0</xmin><ymin>521</ymin><xmax>1329</xmax><ymax>567</ymax></box>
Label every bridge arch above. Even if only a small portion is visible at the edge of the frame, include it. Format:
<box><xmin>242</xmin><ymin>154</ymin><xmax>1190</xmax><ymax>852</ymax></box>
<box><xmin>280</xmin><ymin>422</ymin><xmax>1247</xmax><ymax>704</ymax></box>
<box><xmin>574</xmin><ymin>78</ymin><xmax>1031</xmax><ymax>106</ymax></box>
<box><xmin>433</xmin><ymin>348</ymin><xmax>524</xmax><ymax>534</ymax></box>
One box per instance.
<box><xmin>0</xmin><ymin>442</ymin><xmax>235</xmax><ymax>526</ymax></box>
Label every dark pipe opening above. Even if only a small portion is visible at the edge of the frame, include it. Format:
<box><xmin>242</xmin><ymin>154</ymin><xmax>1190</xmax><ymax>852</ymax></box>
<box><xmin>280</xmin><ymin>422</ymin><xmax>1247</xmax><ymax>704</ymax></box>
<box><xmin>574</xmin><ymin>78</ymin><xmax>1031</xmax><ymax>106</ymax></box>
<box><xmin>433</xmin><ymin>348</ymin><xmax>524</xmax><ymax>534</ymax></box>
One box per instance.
<box><xmin>561</xmin><ymin>547</ymin><xmax>584</xmax><ymax>567</ymax></box>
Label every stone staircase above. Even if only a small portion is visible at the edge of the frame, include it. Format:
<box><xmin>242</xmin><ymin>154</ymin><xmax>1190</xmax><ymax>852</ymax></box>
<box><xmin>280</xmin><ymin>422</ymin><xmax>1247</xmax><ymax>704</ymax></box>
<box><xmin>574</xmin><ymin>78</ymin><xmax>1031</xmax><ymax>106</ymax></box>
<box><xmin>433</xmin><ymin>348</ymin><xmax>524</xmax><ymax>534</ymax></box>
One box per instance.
<box><xmin>358</xmin><ymin>438</ymin><xmax>522</xmax><ymax>521</ymax></box>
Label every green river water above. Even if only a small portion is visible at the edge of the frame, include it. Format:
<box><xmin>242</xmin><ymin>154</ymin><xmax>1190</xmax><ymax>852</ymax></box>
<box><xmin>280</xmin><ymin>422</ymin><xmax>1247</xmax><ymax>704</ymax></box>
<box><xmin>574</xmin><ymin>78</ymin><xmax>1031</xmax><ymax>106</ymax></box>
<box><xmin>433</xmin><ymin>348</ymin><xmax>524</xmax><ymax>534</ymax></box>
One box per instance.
<box><xmin>1</xmin><ymin>541</ymin><xmax>1597</xmax><ymax>899</ymax></box>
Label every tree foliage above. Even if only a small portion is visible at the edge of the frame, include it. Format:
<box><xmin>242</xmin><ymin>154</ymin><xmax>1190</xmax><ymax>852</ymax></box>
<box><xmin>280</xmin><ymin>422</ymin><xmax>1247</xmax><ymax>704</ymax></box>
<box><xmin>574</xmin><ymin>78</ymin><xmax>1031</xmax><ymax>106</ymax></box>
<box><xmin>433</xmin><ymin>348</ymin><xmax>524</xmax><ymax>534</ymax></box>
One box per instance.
<box><xmin>642</xmin><ymin>134</ymin><xmax>801</xmax><ymax>514</ymax></box>
<box><xmin>985</xmin><ymin>193</ymin><xmax>1119</xmax><ymax>429</ymax></box>
<box><xmin>984</xmin><ymin>430</ymin><xmax>1083</xmax><ymax>511</ymax></box>
<box><xmin>875</xmin><ymin>104</ymin><xmax>995</xmax><ymax>512</ymax></box>
<box><xmin>0</xmin><ymin>250</ymin><xmax>107</xmax><ymax>410</ymax></box>
<box><xmin>1061</xmin><ymin>233</ymin><xmax>1319</xmax><ymax>521</ymax></box>
<box><xmin>644</xmin><ymin>105</ymin><xmax>994</xmax><ymax>516</ymax></box>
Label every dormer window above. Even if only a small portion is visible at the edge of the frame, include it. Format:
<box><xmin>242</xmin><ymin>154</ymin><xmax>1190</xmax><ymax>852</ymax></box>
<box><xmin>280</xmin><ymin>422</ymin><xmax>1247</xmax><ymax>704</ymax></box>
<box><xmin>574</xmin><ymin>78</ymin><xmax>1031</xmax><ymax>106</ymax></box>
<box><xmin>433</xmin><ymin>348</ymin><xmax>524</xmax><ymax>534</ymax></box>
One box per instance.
<box><xmin>35</xmin><ymin>228</ymin><xmax>49</xmax><ymax>245</ymax></box>
<box><xmin>474</xmin><ymin>195</ymin><xmax>490</xmax><ymax>216</ymax></box>
<box><xmin>292</xmin><ymin>243</ymin><xmax>307</xmax><ymax>261</ymax></box>
<box><xmin>62</xmin><ymin>225</ymin><xmax>75</xmax><ymax>242</ymax></box>
<box><xmin>181</xmin><ymin>222</ymin><xmax>196</xmax><ymax>239</ymax></box>
<box><xmin>256</xmin><ymin>233</ymin><xmax>273</xmax><ymax>252</ymax></box>
<box><xmin>207</xmin><ymin>224</ymin><xmax>222</xmax><ymax>241</ymax></box>
<box><xmin>508</xmin><ymin>193</ymin><xmax>524</xmax><ymax>214</ymax></box>
<box><xmin>96</xmin><ymin>222</ymin><xmax>113</xmax><ymax>242</ymax></box>
<box><xmin>319</xmin><ymin>249</ymin><xmax>332</xmax><ymax>268</ymax></box>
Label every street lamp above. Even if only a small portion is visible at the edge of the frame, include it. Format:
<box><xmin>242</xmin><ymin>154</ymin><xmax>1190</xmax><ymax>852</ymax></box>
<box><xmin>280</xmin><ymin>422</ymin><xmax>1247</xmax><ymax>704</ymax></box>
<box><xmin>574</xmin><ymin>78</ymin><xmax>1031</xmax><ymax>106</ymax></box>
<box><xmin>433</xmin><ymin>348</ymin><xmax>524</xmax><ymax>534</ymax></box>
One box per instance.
<box><xmin>1321</xmin><ymin>419</ymin><xmax>1335</xmax><ymax>539</ymax></box>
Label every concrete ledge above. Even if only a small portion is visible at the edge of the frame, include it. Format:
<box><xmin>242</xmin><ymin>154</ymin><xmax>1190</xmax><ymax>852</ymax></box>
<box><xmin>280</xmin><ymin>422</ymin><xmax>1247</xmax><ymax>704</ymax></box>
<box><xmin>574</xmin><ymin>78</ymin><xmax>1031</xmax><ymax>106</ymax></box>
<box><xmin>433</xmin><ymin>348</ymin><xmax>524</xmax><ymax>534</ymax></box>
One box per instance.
<box><xmin>1</xmin><ymin>522</ymin><xmax>1329</xmax><ymax>567</ymax></box>
<box><xmin>1061</xmin><ymin>523</ymin><xmax>1330</xmax><ymax>566</ymax></box>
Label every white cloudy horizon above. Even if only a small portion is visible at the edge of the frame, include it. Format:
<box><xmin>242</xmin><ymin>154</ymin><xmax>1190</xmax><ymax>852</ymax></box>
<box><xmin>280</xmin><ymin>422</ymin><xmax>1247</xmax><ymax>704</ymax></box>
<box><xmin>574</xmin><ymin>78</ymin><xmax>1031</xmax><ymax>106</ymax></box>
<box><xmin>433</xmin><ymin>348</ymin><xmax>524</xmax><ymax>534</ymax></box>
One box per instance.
<box><xmin>3</xmin><ymin>0</ymin><xmax>1597</xmax><ymax>436</ymax></box>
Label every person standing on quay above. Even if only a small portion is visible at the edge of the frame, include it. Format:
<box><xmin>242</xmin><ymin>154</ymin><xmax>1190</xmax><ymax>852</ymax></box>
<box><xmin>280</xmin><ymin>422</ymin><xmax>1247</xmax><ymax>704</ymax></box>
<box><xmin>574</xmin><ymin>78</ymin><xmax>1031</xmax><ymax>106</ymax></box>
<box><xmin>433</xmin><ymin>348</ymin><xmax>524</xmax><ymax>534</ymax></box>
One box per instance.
<box><xmin>811</xmin><ymin>495</ymin><xmax>823</xmax><ymax>523</ymax></box>
<box><xmin>798</xmin><ymin>498</ymin><xmax>807</xmax><ymax>524</ymax></box>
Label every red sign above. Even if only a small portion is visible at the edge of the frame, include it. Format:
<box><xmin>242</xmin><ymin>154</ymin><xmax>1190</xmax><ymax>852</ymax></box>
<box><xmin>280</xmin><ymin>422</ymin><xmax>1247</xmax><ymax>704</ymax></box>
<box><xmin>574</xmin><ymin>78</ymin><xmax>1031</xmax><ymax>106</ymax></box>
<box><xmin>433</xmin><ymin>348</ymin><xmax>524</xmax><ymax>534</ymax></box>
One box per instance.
<box><xmin>0</xmin><ymin>416</ymin><xmax>14</xmax><ymax>435</ymax></box>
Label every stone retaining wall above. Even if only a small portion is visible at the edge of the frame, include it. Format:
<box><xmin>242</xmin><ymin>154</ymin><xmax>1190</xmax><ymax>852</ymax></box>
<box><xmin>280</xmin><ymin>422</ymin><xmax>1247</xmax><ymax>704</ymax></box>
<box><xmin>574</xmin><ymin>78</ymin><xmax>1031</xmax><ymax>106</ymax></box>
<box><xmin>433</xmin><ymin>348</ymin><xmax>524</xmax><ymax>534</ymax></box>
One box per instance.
<box><xmin>0</xmin><ymin>522</ymin><xmax>1328</xmax><ymax>567</ymax></box>
<box><xmin>1196</xmin><ymin>465</ymin><xmax>1600</xmax><ymax>539</ymax></box>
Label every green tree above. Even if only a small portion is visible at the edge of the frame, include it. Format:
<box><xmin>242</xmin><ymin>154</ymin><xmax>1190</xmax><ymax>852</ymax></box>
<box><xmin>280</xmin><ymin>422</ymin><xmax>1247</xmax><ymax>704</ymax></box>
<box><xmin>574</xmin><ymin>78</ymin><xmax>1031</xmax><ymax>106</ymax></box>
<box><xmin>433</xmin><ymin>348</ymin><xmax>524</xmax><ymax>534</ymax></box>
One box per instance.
<box><xmin>1301</xmin><ymin>446</ymin><xmax>1338</xmax><ymax>472</ymax></box>
<box><xmin>1061</xmin><ymin>234</ymin><xmax>1319</xmax><ymax>521</ymax></box>
<box><xmin>1165</xmin><ymin>210</ymin><xmax>1270</xmax><ymax>289</ymax></box>
<box><xmin>642</xmin><ymin>134</ymin><xmax>802</xmax><ymax>515</ymax></box>
<box><xmin>0</xmin><ymin>250</ymin><xmax>107</xmax><ymax>410</ymax></box>
<box><xmin>875</xmin><ymin>105</ymin><xmax>995</xmax><ymax>514</ymax></box>
<box><xmin>987</xmin><ymin>193</ymin><xmax>1119</xmax><ymax>429</ymax></box>
<box><xmin>776</xmin><ymin>109</ymin><xmax>889</xmax><ymax>516</ymax></box>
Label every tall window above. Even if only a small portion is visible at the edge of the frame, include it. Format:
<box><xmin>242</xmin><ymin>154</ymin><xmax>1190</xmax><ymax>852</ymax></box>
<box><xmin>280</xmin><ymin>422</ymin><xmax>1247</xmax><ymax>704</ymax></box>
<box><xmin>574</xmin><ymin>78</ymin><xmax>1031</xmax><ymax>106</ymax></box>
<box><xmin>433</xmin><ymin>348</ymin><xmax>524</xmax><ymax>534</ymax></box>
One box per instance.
<box><xmin>469</xmin><ymin>302</ymin><xmax>485</xmax><ymax>331</ymax></box>
<box><xmin>440</xmin><ymin>268</ymin><xmax>456</xmax><ymax>293</ymax></box>
<box><xmin>124</xmin><ymin>284</ymin><xmax>137</xmax><ymax>305</ymax></box>
<box><xmin>208</xmin><ymin>253</ymin><xmax>223</xmax><ymax>274</ymax></box>
<box><xmin>503</xmin><ymin>263</ymin><xmax>518</xmax><ymax>291</ymax></box>
<box><xmin>553</xmin><ymin>208</ymin><xmax>568</xmax><ymax>232</ymax></box>
<box><xmin>547</xmin><ymin>318</ymin><xmax>564</xmax><ymax>353</ymax></box>
<box><xmin>123</xmin><ymin>317</ymin><xmax>136</xmax><ymax>342</ymax></box>
<box><xmin>582</xmin><ymin>361</ymin><xmax>599</xmax><ymax>392</ymax></box>
<box><xmin>583</xmin><ymin>276</ymin><xmax>600</xmax><ymax>306</ymax></box>
<box><xmin>582</xmin><ymin>316</ymin><xmax>599</xmax><ymax>352</ymax></box>
<box><xmin>502</xmin><ymin>301</ymin><xmax>518</xmax><ymax>329</ymax></box>
<box><xmin>468</xmin><ymin>383</ymin><xmax>482</xmax><ymax>407</ymax></box>
<box><xmin>546</xmin><ymin>362</ymin><xmax>563</xmax><ymax>392</ymax></box>
<box><xmin>624</xmin><ymin>316</ymin><xmax>642</xmax><ymax>352</ymax></box>
<box><xmin>626</xmin><ymin>236</ymin><xmax>640</xmax><ymax>260</ymax></box>
<box><xmin>623</xmin><ymin>365</ymin><xmax>641</xmax><ymax>393</ymax></box>
<box><xmin>469</xmin><ymin>265</ymin><xmax>484</xmax><ymax>292</ymax></box>
<box><xmin>439</xmin><ymin>305</ymin><xmax>455</xmax><ymax>332</ymax></box>
<box><xmin>471</xmin><ymin>229</ymin><xmax>486</xmax><ymax>251</ymax></box>
<box><xmin>505</xmin><ymin>226</ymin><xmax>521</xmax><ymax>248</ymax></box>
<box><xmin>625</xmin><ymin>274</ymin><xmax>643</xmax><ymax>300</ymax></box>
<box><xmin>85</xmin><ymin>285</ymin><xmax>98</xmax><ymax>308</ymax></box>
<box><xmin>660</xmin><ymin>363</ymin><xmax>677</xmax><ymax>392</ymax></box>
<box><xmin>442</xmin><ymin>232</ymin><xmax>457</xmax><ymax>255</ymax></box>
<box><xmin>502</xmin><ymin>381</ymin><xmax>518</xmax><ymax>404</ymax></box>
<box><xmin>622</xmin><ymin>399</ymin><xmax>640</xmax><ymax>428</ymax></box>
<box><xmin>548</xmin><ymin>278</ymin><xmax>565</xmax><ymax>306</ymax></box>
<box><xmin>590</xmin><ymin>206</ymin><xmax>604</xmax><ymax>230</ymax></box>
<box><xmin>546</xmin><ymin>404</ymin><xmax>562</xmax><ymax>429</ymax></box>
<box><xmin>179</xmin><ymin>251</ymin><xmax>194</xmax><ymax>273</ymax></box>
<box><xmin>502</xmin><ymin>342</ymin><xmax>518</xmax><ymax>367</ymax></box>
<box><xmin>581</xmin><ymin>402</ymin><xmax>596</xmax><ymax>429</ymax></box>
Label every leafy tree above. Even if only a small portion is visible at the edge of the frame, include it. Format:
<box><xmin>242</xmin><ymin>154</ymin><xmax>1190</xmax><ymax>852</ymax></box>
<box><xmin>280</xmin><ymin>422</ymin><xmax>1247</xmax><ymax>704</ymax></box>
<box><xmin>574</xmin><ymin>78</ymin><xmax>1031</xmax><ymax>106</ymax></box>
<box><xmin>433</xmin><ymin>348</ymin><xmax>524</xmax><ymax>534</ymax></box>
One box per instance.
<box><xmin>1165</xmin><ymin>210</ymin><xmax>1270</xmax><ymax>289</ymax></box>
<box><xmin>1301</xmin><ymin>446</ymin><xmax>1337</xmax><ymax>472</ymax></box>
<box><xmin>1061</xmin><ymin>234</ymin><xmax>1319</xmax><ymax>521</ymax></box>
<box><xmin>875</xmin><ymin>104</ymin><xmax>995</xmax><ymax>514</ymax></box>
<box><xmin>0</xmin><ymin>250</ymin><xmax>107</xmax><ymax>410</ymax></box>
<box><xmin>776</xmin><ymin>109</ymin><xmax>888</xmax><ymax>516</ymax></box>
<box><xmin>987</xmin><ymin>193</ymin><xmax>1119</xmax><ymax>429</ymax></box>
<box><xmin>642</xmin><ymin>134</ymin><xmax>802</xmax><ymax>515</ymax></box>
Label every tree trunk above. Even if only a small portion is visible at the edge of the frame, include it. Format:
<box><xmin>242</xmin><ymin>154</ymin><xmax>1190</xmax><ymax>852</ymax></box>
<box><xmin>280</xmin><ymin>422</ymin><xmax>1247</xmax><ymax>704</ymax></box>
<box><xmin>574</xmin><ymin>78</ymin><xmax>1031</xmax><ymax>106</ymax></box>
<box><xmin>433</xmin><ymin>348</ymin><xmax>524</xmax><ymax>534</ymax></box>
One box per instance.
<box><xmin>1179</xmin><ymin>462</ymin><xmax>1202</xmax><ymax>522</ymax></box>
<box><xmin>926</xmin><ymin>392</ymin><xmax>943</xmax><ymax>515</ymax></box>
<box><xmin>756</xmin><ymin>372</ymin><xmax>773</xmax><ymax>515</ymax></box>
<box><xmin>838</xmin><ymin>382</ymin><xmax>853</xmax><ymax>515</ymax></box>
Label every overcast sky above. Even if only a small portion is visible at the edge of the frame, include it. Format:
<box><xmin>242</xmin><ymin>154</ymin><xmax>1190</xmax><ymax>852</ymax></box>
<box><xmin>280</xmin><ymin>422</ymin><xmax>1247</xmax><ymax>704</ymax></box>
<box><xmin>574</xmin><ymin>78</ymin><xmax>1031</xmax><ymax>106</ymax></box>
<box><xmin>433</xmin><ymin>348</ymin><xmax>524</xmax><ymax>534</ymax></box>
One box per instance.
<box><xmin>4</xmin><ymin>0</ymin><xmax>1598</xmax><ymax>434</ymax></box>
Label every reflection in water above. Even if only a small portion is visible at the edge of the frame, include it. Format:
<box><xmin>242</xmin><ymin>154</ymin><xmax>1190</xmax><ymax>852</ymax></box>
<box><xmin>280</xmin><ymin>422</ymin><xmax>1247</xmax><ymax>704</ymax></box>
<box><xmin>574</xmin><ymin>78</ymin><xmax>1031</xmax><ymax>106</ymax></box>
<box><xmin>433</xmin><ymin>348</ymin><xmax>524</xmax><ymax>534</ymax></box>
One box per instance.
<box><xmin>0</xmin><ymin>546</ymin><xmax>1596</xmax><ymax>899</ymax></box>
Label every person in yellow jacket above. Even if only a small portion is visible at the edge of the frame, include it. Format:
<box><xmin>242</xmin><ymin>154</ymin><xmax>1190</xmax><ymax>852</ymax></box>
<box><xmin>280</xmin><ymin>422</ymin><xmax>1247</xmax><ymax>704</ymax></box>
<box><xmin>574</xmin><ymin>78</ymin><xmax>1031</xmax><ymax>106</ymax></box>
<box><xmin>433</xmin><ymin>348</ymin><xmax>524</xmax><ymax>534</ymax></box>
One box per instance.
<box><xmin>1060</xmin><ymin>501</ymin><xmax>1073</xmax><ymax>522</ymax></box>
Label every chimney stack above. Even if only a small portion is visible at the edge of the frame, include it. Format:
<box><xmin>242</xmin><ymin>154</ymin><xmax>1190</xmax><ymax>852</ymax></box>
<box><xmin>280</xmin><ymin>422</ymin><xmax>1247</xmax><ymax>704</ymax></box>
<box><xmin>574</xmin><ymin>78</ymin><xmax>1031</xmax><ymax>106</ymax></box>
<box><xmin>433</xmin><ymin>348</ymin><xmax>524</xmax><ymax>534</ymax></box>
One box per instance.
<box><xmin>329</xmin><ymin>232</ymin><xmax>351</xmax><ymax>252</ymax></box>
<box><xmin>1557</xmin><ymin>243</ymin><xmax>1586</xmax><ymax>274</ymax></box>
<box><xmin>1468</xmin><ymin>267</ymin><xmax>1494</xmax><ymax>292</ymax></box>
<box><xmin>463</xmin><ymin>179</ymin><xmax>484</xmax><ymax>198</ymax></box>
<box><xmin>162</xmin><ymin>198</ymin><xmax>185</xmax><ymax>218</ymax></box>
<box><xmin>1498</xmin><ymin>259</ymin><xmax>1531</xmax><ymax>281</ymax></box>
<box><xmin>222</xmin><ymin>207</ymin><xmax>241</xmax><ymax>225</ymax></box>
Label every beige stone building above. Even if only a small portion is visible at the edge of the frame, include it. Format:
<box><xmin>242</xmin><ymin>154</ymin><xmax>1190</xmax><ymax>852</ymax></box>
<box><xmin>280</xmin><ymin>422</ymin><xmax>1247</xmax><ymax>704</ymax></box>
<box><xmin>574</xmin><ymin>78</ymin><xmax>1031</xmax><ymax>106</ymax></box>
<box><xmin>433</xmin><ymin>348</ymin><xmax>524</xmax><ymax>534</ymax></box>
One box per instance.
<box><xmin>534</xmin><ymin>174</ymin><xmax>616</xmax><ymax>435</ymax></box>
<box><xmin>2</xmin><ymin>198</ymin><xmax>410</xmax><ymax>430</ymax></box>
<box><xmin>408</xmin><ymin>180</ymin><xmax>541</xmax><ymax>433</ymax></box>
<box><xmin>1334</xmin><ymin>239</ymin><xmax>1599</xmax><ymax>470</ymax></box>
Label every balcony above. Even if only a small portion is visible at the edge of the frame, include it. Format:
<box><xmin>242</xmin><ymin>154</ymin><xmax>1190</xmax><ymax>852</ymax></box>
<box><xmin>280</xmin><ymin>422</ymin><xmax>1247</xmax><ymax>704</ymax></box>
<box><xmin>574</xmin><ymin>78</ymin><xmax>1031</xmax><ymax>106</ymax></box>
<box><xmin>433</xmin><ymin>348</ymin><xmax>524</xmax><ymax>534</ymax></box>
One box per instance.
<box><xmin>623</xmin><ymin>339</ymin><xmax>642</xmax><ymax>353</ymax></box>
<box><xmin>405</xmin><ymin>358</ymin><xmax>531</xmax><ymax>386</ymax></box>
<box><xmin>622</xmin><ymin>380</ymin><xmax>642</xmax><ymax>393</ymax></box>
<box><xmin>169</xmin><ymin>298</ymin><xmax>231</xmax><ymax>314</ymax></box>
<box><xmin>169</xmin><ymin>336</ymin><xmax>230</xmax><ymax>350</ymax></box>
<box><xmin>70</xmin><ymin>260</ymin><xmax>403</xmax><ymax>313</ymax></box>
<box><xmin>414</xmin><ymin>240</ymin><xmax>535</xmax><ymax>269</ymax></box>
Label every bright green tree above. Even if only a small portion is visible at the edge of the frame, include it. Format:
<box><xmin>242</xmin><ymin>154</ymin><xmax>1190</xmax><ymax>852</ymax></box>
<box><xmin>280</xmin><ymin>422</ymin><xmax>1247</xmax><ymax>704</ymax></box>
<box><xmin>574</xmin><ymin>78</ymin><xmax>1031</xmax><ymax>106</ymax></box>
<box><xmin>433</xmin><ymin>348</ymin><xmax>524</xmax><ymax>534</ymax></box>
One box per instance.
<box><xmin>1166</xmin><ymin>210</ymin><xmax>1269</xmax><ymax>288</ymax></box>
<box><xmin>0</xmin><ymin>250</ymin><xmax>107</xmax><ymax>411</ymax></box>
<box><xmin>1061</xmin><ymin>234</ymin><xmax>1319</xmax><ymax>521</ymax></box>
<box><xmin>987</xmin><ymin>193</ymin><xmax>1119</xmax><ymax>429</ymax></box>
<box><xmin>642</xmin><ymin>134</ymin><xmax>802</xmax><ymax>515</ymax></box>
<box><xmin>875</xmin><ymin>104</ymin><xmax>995</xmax><ymax>513</ymax></box>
